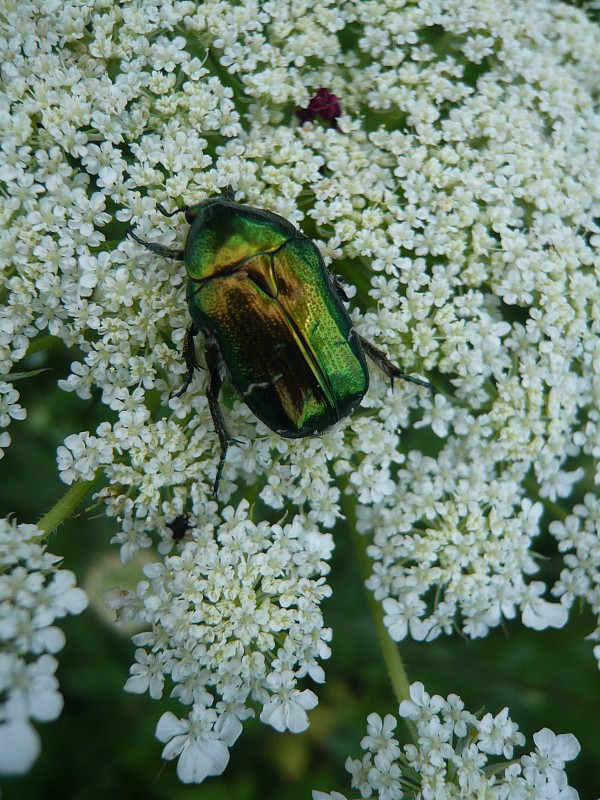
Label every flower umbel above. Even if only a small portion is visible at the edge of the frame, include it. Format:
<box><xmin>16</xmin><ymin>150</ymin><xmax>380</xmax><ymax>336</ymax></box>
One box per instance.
<box><xmin>1</xmin><ymin>0</ymin><xmax>592</xmax><ymax>641</ymax></box>
<box><xmin>313</xmin><ymin>682</ymin><xmax>581</xmax><ymax>800</ymax></box>
<box><xmin>106</xmin><ymin>502</ymin><xmax>332</xmax><ymax>781</ymax></box>
<box><xmin>0</xmin><ymin>518</ymin><xmax>88</xmax><ymax>775</ymax></box>
<box><xmin>550</xmin><ymin>493</ymin><xmax>600</xmax><ymax>669</ymax></box>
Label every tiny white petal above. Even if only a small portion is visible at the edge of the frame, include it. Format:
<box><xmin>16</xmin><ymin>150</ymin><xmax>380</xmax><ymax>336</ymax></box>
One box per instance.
<box><xmin>0</xmin><ymin>719</ymin><xmax>41</xmax><ymax>774</ymax></box>
<box><xmin>177</xmin><ymin>737</ymin><xmax>230</xmax><ymax>784</ymax></box>
<box><xmin>156</xmin><ymin>712</ymin><xmax>187</xmax><ymax>743</ymax></box>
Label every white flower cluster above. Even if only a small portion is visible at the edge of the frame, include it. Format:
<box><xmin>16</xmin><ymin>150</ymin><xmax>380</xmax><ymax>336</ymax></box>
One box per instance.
<box><xmin>105</xmin><ymin>500</ymin><xmax>332</xmax><ymax>783</ymax></box>
<box><xmin>347</xmin><ymin>0</ymin><xmax>600</xmax><ymax>640</ymax></box>
<box><xmin>314</xmin><ymin>682</ymin><xmax>581</xmax><ymax>800</ymax></box>
<box><xmin>0</xmin><ymin>518</ymin><xmax>88</xmax><ymax>775</ymax></box>
<box><xmin>550</xmin><ymin>493</ymin><xmax>600</xmax><ymax>668</ymax></box>
<box><xmin>365</xmin><ymin>480</ymin><xmax>569</xmax><ymax>643</ymax></box>
<box><xmin>0</xmin><ymin>382</ymin><xmax>26</xmax><ymax>459</ymax></box>
<box><xmin>1</xmin><ymin>0</ymin><xmax>600</xmax><ymax>779</ymax></box>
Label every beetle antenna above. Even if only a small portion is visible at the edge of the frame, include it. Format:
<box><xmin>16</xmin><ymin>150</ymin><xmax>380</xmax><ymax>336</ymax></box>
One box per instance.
<box><xmin>157</xmin><ymin>202</ymin><xmax>190</xmax><ymax>218</ymax></box>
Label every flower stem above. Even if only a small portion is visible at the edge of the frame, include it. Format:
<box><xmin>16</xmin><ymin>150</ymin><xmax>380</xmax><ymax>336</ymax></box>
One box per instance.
<box><xmin>349</xmin><ymin>516</ymin><xmax>418</xmax><ymax>743</ymax></box>
<box><xmin>37</xmin><ymin>477</ymin><xmax>100</xmax><ymax>537</ymax></box>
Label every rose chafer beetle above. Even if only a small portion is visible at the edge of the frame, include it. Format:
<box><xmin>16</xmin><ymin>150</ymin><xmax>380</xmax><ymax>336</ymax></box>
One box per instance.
<box><xmin>127</xmin><ymin>188</ymin><xmax>433</xmax><ymax>494</ymax></box>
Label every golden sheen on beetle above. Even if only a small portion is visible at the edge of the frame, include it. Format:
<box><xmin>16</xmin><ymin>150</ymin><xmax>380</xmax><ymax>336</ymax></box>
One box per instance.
<box><xmin>127</xmin><ymin>188</ymin><xmax>433</xmax><ymax>494</ymax></box>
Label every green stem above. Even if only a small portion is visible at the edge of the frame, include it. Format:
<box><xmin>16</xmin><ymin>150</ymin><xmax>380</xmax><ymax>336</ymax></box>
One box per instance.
<box><xmin>25</xmin><ymin>334</ymin><xmax>61</xmax><ymax>356</ymax></box>
<box><xmin>349</xmin><ymin>516</ymin><xmax>418</xmax><ymax>743</ymax></box>
<box><xmin>37</xmin><ymin>477</ymin><xmax>101</xmax><ymax>536</ymax></box>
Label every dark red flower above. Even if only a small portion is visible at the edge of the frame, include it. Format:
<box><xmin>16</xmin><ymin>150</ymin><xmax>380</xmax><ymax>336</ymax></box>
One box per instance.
<box><xmin>296</xmin><ymin>88</ymin><xmax>342</xmax><ymax>130</ymax></box>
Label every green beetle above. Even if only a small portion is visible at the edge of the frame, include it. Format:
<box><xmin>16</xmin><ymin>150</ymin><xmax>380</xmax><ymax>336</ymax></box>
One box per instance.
<box><xmin>127</xmin><ymin>188</ymin><xmax>432</xmax><ymax>494</ymax></box>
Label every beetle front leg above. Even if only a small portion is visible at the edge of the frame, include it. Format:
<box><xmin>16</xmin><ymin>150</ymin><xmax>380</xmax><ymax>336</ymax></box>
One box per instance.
<box><xmin>204</xmin><ymin>335</ymin><xmax>236</xmax><ymax>497</ymax></box>
<box><xmin>126</xmin><ymin>228</ymin><xmax>185</xmax><ymax>261</ymax></box>
<box><xmin>359</xmin><ymin>335</ymin><xmax>435</xmax><ymax>393</ymax></box>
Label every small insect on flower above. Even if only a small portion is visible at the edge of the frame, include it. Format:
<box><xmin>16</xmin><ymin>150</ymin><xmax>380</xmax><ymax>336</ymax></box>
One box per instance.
<box><xmin>127</xmin><ymin>188</ymin><xmax>433</xmax><ymax>495</ymax></box>
<box><xmin>166</xmin><ymin>514</ymin><xmax>192</xmax><ymax>541</ymax></box>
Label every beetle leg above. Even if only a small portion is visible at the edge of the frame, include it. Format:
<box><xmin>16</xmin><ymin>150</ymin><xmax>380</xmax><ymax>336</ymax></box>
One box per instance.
<box><xmin>126</xmin><ymin>228</ymin><xmax>184</xmax><ymax>261</ymax></box>
<box><xmin>359</xmin><ymin>336</ymin><xmax>435</xmax><ymax>393</ymax></box>
<box><xmin>332</xmin><ymin>277</ymin><xmax>350</xmax><ymax>303</ymax></box>
<box><xmin>171</xmin><ymin>324</ymin><xmax>201</xmax><ymax>398</ymax></box>
<box><xmin>204</xmin><ymin>335</ymin><xmax>236</xmax><ymax>497</ymax></box>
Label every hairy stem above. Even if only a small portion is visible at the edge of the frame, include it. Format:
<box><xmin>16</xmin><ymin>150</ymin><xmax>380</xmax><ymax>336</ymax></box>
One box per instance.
<box><xmin>37</xmin><ymin>477</ymin><xmax>100</xmax><ymax>537</ymax></box>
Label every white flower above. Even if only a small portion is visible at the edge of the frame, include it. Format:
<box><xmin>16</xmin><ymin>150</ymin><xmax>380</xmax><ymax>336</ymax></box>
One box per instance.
<box><xmin>3</xmin><ymin>655</ymin><xmax>63</xmax><ymax>723</ymax></box>
<box><xmin>477</xmin><ymin>707</ymin><xmax>525</xmax><ymax>759</ymax></box>
<box><xmin>452</xmin><ymin>743</ymin><xmax>487</xmax><ymax>793</ymax></box>
<box><xmin>260</xmin><ymin>671</ymin><xmax>318</xmax><ymax>733</ymax></box>
<box><xmin>382</xmin><ymin>595</ymin><xmax>431</xmax><ymax>642</ymax></box>
<box><xmin>57</xmin><ymin>430</ymin><xmax>114</xmax><ymax>484</ymax></box>
<box><xmin>399</xmin><ymin>682</ymin><xmax>445</xmax><ymax>724</ymax></box>
<box><xmin>522</xmin><ymin>729</ymin><xmax>581</xmax><ymax>787</ymax></box>
<box><xmin>360</xmin><ymin>713</ymin><xmax>400</xmax><ymax>759</ymax></box>
<box><xmin>124</xmin><ymin>649</ymin><xmax>165</xmax><ymax>700</ymax></box>
<box><xmin>413</xmin><ymin>391</ymin><xmax>455</xmax><ymax>438</ymax></box>
<box><xmin>32</xmin><ymin>570</ymin><xmax>88</xmax><ymax>628</ymax></box>
<box><xmin>156</xmin><ymin>706</ymin><xmax>238</xmax><ymax>784</ymax></box>
<box><xmin>520</xmin><ymin>583</ymin><xmax>569</xmax><ymax>631</ymax></box>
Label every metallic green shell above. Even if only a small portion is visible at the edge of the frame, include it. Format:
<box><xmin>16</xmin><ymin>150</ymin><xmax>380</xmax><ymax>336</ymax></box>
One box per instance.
<box><xmin>184</xmin><ymin>198</ymin><xmax>369</xmax><ymax>437</ymax></box>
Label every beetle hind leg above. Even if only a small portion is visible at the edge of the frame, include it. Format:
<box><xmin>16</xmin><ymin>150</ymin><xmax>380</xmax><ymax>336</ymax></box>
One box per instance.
<box><xmin>359</xmin><ymin>336</ymin><xmax>435</xmax><ymax>393</ymax></box>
